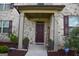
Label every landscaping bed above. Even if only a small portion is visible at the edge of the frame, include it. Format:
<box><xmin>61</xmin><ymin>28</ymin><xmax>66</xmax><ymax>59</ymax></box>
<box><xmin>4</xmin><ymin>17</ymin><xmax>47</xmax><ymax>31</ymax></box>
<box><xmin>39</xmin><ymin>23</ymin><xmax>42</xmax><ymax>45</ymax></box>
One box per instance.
<box><xmin>47</xmin><ymin>49</ymin><xmax>75</xmax><ymax>56</ymax></box>
<box><xmin>0</xmin><ymin>45</ymin><xmax>9</xmax><ymax>56</ymax></box>
<box><xmin>0</xmin><ymin>35</ymin><xmax>29</xmax><ymax>56</ymax></box>
<box><xmin>0</xmin><ymin>42</ymin><xmax>18</xmax><ymax>48</ymax></box>
<box><xmin>0</xmin><ymin>42</ymin><xmax>28</xmax><ymax>56</ymax></box>
<box><xmin>8</xmin><ymin>48</ymin><xmax>27</xmax><ymax>56</ymax></box>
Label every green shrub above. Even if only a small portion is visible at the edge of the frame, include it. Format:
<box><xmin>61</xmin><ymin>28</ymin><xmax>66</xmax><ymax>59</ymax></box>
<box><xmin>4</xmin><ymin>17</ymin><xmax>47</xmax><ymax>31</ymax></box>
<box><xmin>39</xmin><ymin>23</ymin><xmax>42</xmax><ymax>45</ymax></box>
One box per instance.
<box><xmin>69</xmin><ymin>28</ymin><xmax>79</xmax><ymax>50</ymax></box>
<box><xmin>8</xmin><ymin>34</ymin><xmax>18</xmax><ymax>43</ymax></box>
<box><xmin>0</xmin><ymin>46</ymin><xmax>9</xmax><ymax>53</ymax></box>
<box><xmin>64</xmin><ymin>28</ymin><xmax>79</xmax><ymax>50</ymax></box>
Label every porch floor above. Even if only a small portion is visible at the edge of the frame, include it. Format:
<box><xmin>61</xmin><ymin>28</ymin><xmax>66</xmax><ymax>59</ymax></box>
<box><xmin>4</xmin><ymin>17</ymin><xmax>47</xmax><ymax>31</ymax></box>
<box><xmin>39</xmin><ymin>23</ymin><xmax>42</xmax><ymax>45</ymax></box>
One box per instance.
<box><xmin>25</xmin><ymin>44</ymin><xmax>47</xmax><ymax>56</ymax></box>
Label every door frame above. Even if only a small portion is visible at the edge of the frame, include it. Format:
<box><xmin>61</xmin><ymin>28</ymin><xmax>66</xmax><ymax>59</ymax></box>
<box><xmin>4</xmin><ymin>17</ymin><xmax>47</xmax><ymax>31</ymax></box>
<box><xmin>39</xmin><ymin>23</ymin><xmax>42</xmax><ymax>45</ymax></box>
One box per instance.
<box><xmin>35</xmin><ymin>21</ymin><xmax>44</xmax><ymax>44</ymax></box>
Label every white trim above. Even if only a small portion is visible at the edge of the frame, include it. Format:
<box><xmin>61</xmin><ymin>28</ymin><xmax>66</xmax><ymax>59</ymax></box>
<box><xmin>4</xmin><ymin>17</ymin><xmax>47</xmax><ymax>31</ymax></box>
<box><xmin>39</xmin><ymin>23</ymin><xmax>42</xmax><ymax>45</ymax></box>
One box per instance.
<box><xmin>22</xmin><ymin>10</ymin><xmax>58</xmax><ymax>13</ymax></box>
<box><xmin>18</xmin><ymin>12</ymin><xmax>24</xmax><ymax>49</ymax></box>
<box><xmin>0</xmin><ymin>20</ymin><xmax>9</xmax><ymax>34</ymax></box>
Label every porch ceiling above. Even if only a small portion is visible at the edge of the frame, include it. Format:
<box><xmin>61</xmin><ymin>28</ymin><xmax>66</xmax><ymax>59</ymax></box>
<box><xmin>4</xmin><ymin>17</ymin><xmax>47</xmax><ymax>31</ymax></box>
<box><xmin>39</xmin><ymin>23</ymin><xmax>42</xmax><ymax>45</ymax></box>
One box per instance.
<box><xmin>14</xmin><ymin>5</ymin><xmax>65</xmax><ymax>12</ymax></box>
<box><xmin>25</xmin><ymin>13</ymin><xmax>53</xmax><ymax>18</ymax></box>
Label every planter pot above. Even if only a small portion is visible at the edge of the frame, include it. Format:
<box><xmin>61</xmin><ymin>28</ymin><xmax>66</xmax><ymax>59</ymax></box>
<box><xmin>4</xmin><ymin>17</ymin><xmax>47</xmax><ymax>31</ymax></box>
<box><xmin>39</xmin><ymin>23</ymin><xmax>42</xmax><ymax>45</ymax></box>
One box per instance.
<box><xmin>64</xmin><ymin>48</ymin><xmax>70</xmax><ymax>56</ymax></box>
<box><xmin>23</xmin><ymin>41</ymin><xmax>29</xmax><ymax>49</ymax></box>
<box><xmin>0</xmin><ymin>53</ymin><xmax>8</xmax><ymax>56</ymax></box>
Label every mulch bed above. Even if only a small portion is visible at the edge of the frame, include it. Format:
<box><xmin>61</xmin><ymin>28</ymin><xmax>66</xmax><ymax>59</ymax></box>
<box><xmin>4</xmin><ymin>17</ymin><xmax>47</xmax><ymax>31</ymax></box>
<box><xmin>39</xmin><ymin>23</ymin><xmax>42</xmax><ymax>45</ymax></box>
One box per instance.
<box><xmin>47</xmin><ymin>49</ymin><xmax>75</xmax><ymax>56</ymax></box>
<box><xmin>0</xmin><ymin>42</ymin><xmax>28</xmax><ymax>56</ymax></box>
<box><xmin>8</xmin><ymin>48</ymin><xmax>27</xmax><ymax>56</ymax></box>
<box><xmin>0</xmin><ymin>42</ymin><xmax>18</xmax><ymax>48</ymax></box>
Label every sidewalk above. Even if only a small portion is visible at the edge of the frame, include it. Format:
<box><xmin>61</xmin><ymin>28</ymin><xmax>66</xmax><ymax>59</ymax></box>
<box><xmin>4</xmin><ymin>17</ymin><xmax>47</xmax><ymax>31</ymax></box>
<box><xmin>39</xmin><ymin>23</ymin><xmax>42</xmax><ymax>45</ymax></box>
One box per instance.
<box><xmin>25</xmin><ymin>44</ymin><xmax>47</xmax><ymax>56</ymax></box>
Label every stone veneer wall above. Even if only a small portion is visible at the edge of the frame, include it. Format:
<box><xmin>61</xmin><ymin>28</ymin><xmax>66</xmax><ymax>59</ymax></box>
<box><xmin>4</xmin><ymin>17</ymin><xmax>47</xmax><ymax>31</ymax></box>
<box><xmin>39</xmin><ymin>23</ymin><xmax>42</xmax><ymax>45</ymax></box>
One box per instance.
<box><xmin>24</xmin><ymin>18</ymin><xmax>49</xmax><ymax>44</ymax></box>
<box><xmin>54</xmin><ymin>3</ymin><xmax>79</xmax><ymax>50</ymax></box>
<box><xmin>0</xmin><ymin>3</ymin><xmax>79</xmax><ymax>49</ymax></box>
<box><xmin>24</xmin><ymin>17</ymin><xmax>35</xmax><ymax>44</ymax></box>
<box><xmin>0</xmin><ymin>8</ymin><xmax>19</xmax><ymax>42</ymax></box>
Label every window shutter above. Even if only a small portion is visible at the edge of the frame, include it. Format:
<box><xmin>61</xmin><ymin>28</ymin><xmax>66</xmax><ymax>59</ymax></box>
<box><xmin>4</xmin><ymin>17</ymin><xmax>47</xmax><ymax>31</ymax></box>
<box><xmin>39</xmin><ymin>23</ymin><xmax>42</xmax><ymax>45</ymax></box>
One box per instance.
<box><xmin>64</xmin><ymin>16</ymin><xmax>69</xmax><ymax>36</ymax></box>
<box><xmin>9</xmin><ymin>20</ymin><xmax>12</xmax><ymax>34</ymax></box>
<box><xmin>10</xmin><ymin>3</ymin><xmax>14</xmax><ymax>9</ymax></box>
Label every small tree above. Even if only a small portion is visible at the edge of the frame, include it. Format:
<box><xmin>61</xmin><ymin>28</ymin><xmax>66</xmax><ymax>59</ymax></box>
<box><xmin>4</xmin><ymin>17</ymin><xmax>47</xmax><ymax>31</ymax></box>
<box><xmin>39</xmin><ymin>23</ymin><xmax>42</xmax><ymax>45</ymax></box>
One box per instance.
<box><xmin>69</xmin><ymin>28</ymin><xmax>79</xmax><ymax>50</ymax></box>
<box><xmin>64</xmin><ymin>28</ymin><xmax>79</xmax><ymax>54</ymax></box>
<box><xmin>66</xmin><ymin>27</ymin><xmax>79</xmax><ymax>55</ymax></box>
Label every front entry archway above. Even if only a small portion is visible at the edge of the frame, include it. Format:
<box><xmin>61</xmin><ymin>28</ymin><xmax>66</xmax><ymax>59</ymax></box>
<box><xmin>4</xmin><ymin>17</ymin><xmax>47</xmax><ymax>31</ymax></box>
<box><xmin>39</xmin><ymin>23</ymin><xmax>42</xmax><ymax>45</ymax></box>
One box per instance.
<box><xmin>15</xmin><ymin>4</ymin><xmax>65</xmax><ymax>50</ymax></box>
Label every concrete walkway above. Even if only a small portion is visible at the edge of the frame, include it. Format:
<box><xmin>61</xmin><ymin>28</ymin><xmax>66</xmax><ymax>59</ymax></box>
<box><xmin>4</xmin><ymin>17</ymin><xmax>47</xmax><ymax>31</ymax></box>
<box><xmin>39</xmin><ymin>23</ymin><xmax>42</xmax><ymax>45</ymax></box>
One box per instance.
<box><xmin>25</xmin><ymin>44</ymin><xmax>47</xmax><ymax>56</ymax></box>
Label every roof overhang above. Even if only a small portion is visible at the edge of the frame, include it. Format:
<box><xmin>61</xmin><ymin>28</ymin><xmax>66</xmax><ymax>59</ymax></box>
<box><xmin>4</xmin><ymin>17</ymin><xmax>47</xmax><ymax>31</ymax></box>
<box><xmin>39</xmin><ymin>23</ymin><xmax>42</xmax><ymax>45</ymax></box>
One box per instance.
<box><xmin>25</xmin><ymin>13</ymin><xmax>53</xmax><ymax>18</ymax></box>
<box><xmin>14</xmin><ymin>5</ymin><xmax>65</xmax><ymax>12</ymax></box>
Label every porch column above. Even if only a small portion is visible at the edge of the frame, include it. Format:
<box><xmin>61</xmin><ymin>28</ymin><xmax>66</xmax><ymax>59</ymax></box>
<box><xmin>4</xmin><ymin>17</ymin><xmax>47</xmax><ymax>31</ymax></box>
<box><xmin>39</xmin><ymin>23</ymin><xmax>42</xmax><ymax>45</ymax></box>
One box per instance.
<box><xmin>53</xmin><ymin>14</ymin><xmax>57</xmax><ymax>51</ymax></box>
<box><xmin>50</xmin><ymin>14</ymin><xmax>57</xmax><ymax>51</ymax></box>
<box><xmin>50</xmin><ymin>14</ymin><xmax>54</xmax><ymax>41</ymax></box>
<box><xmin>18</xmin><ymin>12</ymin><xmax>24</xmax><ymax>49</ymax></box>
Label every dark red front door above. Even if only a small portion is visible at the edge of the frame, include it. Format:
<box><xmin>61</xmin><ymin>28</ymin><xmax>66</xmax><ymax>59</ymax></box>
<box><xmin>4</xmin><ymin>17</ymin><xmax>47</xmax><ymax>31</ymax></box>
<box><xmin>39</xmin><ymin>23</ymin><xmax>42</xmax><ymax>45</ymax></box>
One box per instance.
<box><xmin>35</xmin><ymin>22</ymin><xmax>44</xmax><ymax>43</ymax></box>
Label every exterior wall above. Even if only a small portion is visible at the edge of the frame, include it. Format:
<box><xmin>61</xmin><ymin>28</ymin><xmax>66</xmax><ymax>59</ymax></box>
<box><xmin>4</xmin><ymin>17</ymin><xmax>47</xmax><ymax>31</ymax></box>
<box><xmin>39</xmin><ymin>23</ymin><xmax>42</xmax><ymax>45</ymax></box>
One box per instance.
<box><xmin>24</xmin><ymin>17</ymin><xmax>35</xmax><ymax>44</ymax></box>
<box><xmin>24</xmin><ymin>17</ymin><xmax>49</xmax><ymax>44</ymax></box>
<box><xmin>0</xmin><ymin>3</ymin><xmax>79</xmax><ymax>50</ymax></box>
<box><xmin>0</xmin><ymin>8</ymin><xmax>19</xmax><ymax>42</ymax></box>
<box><xmin>54</xmin><ymin>3</ymin><xmax>79</xmax><ymax>50</ymax></box>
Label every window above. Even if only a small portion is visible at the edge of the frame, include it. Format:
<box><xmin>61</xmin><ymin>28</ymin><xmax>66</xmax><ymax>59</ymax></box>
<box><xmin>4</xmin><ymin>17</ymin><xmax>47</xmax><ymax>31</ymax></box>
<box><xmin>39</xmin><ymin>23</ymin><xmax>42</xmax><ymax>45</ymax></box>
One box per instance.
<box><xmin>69</xmin><ymin>16</ymin><xmax>79</xmax><ymax>33</ymax></box>
<box><xmin>64</xmin><ymin>16</ymin><xmax>79</xmax><ymax>36</ymax></box>
<box><xmin>69</xmin><ymin>16</ymin><xmax>79</xmax><ymax>27</ymax></box>
<box><xmin>0</xmin><ymin>4</ymin><xmax>10</xmax><ymax>11</ymax></box>
<box><xmin>0</xmin><ymin>20</ymin><xmax>9</xmax><ymax>33</ymax></box>
<box><xmin>37</xmin><ymin>3</ymin><xmax>44</xmax><ymax>5</ymax></box>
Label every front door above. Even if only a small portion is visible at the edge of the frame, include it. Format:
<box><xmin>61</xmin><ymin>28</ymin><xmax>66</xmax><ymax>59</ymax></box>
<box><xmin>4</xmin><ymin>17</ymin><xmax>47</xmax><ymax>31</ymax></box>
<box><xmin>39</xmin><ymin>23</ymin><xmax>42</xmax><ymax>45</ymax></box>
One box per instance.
<box><xmin>35</xmin><ymin>22</ymin><xmax>44</xmax><ymax>43</ymax></box>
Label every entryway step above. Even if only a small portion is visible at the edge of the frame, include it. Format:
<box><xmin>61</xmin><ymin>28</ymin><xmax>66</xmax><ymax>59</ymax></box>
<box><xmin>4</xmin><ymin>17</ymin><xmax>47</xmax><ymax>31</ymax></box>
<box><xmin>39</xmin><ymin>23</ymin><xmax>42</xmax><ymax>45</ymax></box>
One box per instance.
<box><xmin>25</xmin><ymin>44</ymin><xmax>47</xmax><ymax>56</ymax></box>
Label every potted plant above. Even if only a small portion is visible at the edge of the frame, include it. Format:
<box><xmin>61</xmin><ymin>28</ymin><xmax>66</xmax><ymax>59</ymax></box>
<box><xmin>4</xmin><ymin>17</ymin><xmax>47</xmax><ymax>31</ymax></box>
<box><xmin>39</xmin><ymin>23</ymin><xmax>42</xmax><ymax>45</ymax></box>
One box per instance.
<box><xmin>0</xmin><ymin>45</ymin><xmax>9</xmax><ymax>56</ymax></box>
<box><xmin>47</xmin><ymin>39</ymin><xmax>55</xmax><ymax>56</ymax></box>
<box><xmin>23</xmin><ymin>37</ymin><xmax>29</xmax><ymax>49</ymax></box>
<box><xmin>47</xmin><ymin>39</ymin><xmax>54</xmax><ymax>51</ymax></box>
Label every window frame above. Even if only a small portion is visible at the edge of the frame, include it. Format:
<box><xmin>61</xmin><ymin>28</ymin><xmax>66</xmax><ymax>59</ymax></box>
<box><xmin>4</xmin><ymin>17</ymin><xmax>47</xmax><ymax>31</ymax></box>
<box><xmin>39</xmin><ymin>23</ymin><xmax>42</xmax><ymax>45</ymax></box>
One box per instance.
<box><xmin>64</xmin><ymin>15</ymin><xmax>79</xmax><ymax>36</ymax></box>
<box><xmin>69</xmin><ymin>16</ymin><xmax>79</xmax><ymax>34</ymax></box>
<box><xmin>69</xmin><ymin>16</ymin><xmax>79</xmax><ymax>27</ymax></box>
<box><xmin>0</xmin><ymin>4</ymin><xmax>11</xmax><ymax>11</ymax></box>
<box><xmin>0</xmin><ymin>20</ymin><xmax>10</xmax><ymax>34</ymax></box>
